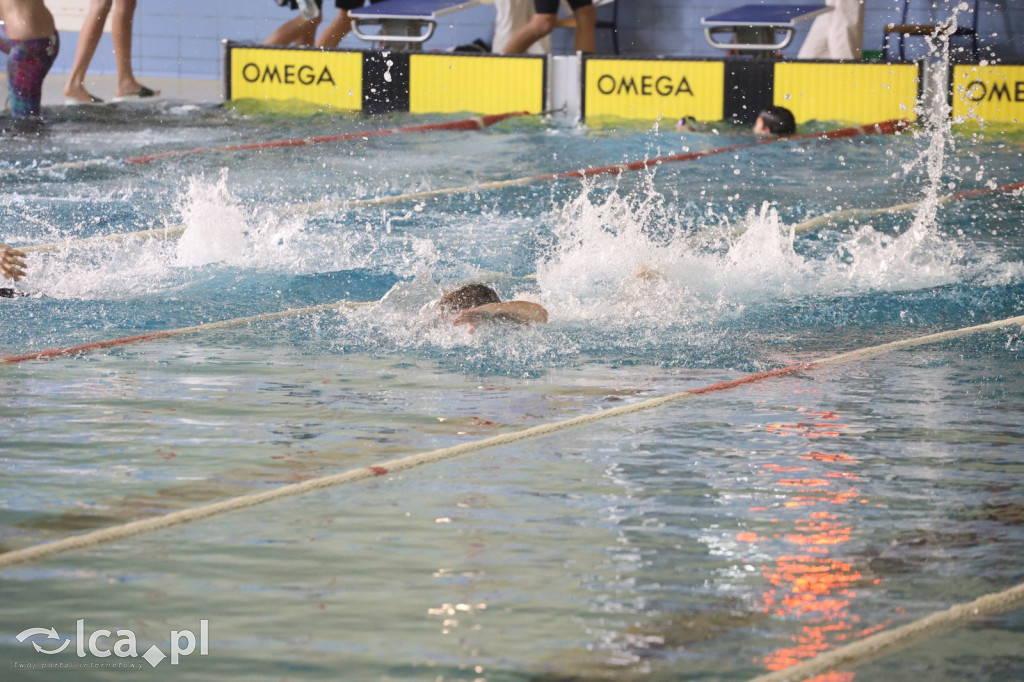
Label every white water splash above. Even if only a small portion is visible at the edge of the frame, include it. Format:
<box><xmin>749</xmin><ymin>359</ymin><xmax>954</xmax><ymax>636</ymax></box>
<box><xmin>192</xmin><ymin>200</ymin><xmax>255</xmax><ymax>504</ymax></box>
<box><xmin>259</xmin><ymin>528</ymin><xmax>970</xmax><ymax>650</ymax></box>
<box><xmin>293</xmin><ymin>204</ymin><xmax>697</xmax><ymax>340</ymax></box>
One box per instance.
<box><xmin>896</xmin><ymin>3</ymin><xmax>958</xmax><ymax>255</ymax></box>
<box><xmin>823</xmin><ymin>2</ymin><xmax>985</xmax><ymax>292</ymax></box>
<box><xmin>172</xmin><ymin>170</ymin><xmax>391</xmax><ymax>274</ymax></box>
<box><xmin>23</xmin><ymin>172</ymin><xmax>398</xmax><ymax>299</ymax></box>
<box><xmin>175</xmin><ymin>171</ymin><xmax>248</xmax><ymax>267</ymax></box>
<box><xmin>25</xmin><ymin>239</ymin><xmax>180</xmax><ymax>300</ymax></box>
<box><xmin>529</xmin><ymin>174</ymin><xmax>988</xmax><ymax>328</ymax></box>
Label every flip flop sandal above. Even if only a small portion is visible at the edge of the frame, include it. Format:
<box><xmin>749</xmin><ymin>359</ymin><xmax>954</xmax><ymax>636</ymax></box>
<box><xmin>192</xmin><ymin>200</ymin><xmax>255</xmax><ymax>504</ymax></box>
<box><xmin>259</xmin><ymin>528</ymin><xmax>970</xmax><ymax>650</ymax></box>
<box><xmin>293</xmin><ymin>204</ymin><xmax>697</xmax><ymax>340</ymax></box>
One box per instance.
<box><xmin>63</xmin><ymin>94</ymin><xmax>105</xmax><ymax>106</ymax></box>
<box><xmin>112</xmin><ymin>85</ymin><xmax>158</xmax><ymax>102</ymax></box>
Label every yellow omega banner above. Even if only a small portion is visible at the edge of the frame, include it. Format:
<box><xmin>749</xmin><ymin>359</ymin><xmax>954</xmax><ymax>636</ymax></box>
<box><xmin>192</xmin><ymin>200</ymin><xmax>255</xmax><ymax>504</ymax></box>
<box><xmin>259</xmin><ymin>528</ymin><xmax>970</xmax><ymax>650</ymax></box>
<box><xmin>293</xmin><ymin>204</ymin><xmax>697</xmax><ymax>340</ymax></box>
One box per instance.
<box><xmin>409</xmin><ymin>55</ymin><xmax>544</xmax><ymax>115</ymax></box>
<box><xmin>584</xmin><ymin>60</ymin><xmax>725</xmax><ymax>121</ymax></box>
<box><xmin>773</xmin><ymin>62</ymin><xmax>919</xmax><ymax>124</ymax></box>
<box><xmin>229</xmin><ymin>47</ymin><xmax>363</xmax><ymax>110</ymax></box>
<box><xmin>952</xmin><ymin>65</ymin><xmax>1024</xmax><ymax>123</ymax></box>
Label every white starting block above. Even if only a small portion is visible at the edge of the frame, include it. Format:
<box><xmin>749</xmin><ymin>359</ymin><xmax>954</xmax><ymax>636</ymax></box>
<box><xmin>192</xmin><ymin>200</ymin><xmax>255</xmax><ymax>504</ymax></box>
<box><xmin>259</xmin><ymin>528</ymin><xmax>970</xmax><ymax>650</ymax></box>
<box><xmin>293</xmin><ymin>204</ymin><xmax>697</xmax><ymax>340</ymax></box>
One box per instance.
<box><xmin>702</xmin><ymin>4</ymin><xmax>831</xmax><ymax>55</ymax></box>
<box><xmin>350</xmin><ymin>0</ymin><xmax>482</xmax><ymax>48</ymax></box>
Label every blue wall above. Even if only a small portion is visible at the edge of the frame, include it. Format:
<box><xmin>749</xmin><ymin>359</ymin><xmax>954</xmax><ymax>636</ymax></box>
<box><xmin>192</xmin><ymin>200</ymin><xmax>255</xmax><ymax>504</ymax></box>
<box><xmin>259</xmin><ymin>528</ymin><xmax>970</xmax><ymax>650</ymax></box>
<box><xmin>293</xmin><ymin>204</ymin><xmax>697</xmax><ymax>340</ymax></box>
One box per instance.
<box><xmin>612</xmin><ymin>1</ymin><xmax>1022</xmax><ymax>62</ymax></box>
<box><xmin>48</xmin><ymin>1</ymin><xmax>1024</xmax><ymax>81</ymax></box>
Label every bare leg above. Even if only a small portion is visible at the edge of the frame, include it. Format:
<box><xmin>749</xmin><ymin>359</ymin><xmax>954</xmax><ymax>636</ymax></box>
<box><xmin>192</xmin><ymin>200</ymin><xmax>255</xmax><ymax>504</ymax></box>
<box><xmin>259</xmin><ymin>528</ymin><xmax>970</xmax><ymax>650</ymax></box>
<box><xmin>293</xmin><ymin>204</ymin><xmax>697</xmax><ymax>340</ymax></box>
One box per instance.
<box><xmin>63</xmin><ymin>0</ymin><xmax>112</xmax><ymax>102</ymax></box>
<box><xmin>501</xmin><ymin>13</ymin><xmax>557</xmax><ymax>54</ymax></box>
<box><xmin>315</xmin><ymin>10</ymin><xmax>352</xmax><ymax>47</ymax></box>
<box><xmin>264</xmin><ymin>15</ymin><xmax>321</xmax><ymax>46</ymax></box>
<box><xmin>112</xmin><ymin>0</ymin><xmax>157</xmax><ymax>97</ymax></box>
<box><xmin>572</xmin><ymin>4</ymin><xmax>596</xmax><ymax>54</ymax></box>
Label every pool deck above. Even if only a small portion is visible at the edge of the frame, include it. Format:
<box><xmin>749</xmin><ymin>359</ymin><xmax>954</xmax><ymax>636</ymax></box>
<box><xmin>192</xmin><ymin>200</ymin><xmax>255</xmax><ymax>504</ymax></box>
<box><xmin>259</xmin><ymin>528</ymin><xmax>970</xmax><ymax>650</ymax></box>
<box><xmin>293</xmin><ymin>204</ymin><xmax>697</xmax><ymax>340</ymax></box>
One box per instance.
<box><xmin>36</xmin><ymin>74</ymin><xmax>224</xmax><ymax>108</ymax></box>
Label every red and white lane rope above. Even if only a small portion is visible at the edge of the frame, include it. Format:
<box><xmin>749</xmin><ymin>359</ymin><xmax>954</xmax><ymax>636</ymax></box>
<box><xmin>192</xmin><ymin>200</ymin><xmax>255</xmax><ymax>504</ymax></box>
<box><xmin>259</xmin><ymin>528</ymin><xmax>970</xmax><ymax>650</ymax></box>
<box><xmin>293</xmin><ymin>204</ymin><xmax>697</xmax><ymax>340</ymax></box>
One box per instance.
<box><xmin>315</xmin><ymin>119</ymin><xmax>911</xmax><ymax>211</ymax></box>
<box><xmin>0</xmin><ymin>299</ymin><xmax>375</xmax><ymax>365</ymax></box>
<box><xmin>19</xmin><ymin>119</ymin><xmax>911</xmax><ymax>255</ymax></box>
<box><xmin>0</xmin><ymin>111</ymin><xmax>537</xmax><ymax>178</ymax></box>
<box><xmin>122</xmin><ymin>111</ymin><xmax>537</xmax><ymax>164</ymax></box>
<box><xmin>0</xmin><ymin>311</ymin><xmax>1020</xmax><ymax>571</ymax></box>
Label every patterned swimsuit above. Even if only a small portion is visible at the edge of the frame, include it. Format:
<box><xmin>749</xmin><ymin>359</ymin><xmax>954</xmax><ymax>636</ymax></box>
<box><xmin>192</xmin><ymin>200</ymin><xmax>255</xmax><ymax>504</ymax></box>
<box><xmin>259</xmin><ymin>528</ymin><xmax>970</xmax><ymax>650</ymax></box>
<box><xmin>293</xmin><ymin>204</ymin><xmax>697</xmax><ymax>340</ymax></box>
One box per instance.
<box><xmin>0</xmin><ymin>25</ymin><xmax>59</xmax><ymax>118</ymax></box>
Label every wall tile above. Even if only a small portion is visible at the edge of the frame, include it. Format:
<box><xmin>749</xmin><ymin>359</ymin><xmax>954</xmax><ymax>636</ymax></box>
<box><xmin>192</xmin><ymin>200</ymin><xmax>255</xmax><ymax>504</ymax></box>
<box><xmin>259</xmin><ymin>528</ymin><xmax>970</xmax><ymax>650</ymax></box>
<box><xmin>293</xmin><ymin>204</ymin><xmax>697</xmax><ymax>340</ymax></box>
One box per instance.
<box><xmin>42</xmin><ymin>1</ymin><xmax>1024</xmax><ymax>80</ymax></box>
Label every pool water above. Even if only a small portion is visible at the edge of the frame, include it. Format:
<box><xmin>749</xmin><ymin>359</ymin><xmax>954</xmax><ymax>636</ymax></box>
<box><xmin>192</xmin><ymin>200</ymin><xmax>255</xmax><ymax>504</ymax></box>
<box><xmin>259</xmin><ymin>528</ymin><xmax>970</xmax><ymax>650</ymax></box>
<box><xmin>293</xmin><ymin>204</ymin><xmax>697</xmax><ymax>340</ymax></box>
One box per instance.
<box><xmin>0</xmin><ymin>99</ymin><xmax>1022</xmax><ymax>680</ymax></box>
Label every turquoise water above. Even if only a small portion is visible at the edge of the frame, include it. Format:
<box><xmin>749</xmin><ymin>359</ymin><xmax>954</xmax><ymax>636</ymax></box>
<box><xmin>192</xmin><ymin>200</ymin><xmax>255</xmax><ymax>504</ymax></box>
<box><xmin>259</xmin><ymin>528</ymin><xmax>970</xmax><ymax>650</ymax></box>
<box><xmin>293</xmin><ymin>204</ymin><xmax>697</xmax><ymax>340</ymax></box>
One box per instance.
<box><xmin>1</xmin><ymin>101</ymin><xmax>1023</xmax><ymax>680</ymax></box>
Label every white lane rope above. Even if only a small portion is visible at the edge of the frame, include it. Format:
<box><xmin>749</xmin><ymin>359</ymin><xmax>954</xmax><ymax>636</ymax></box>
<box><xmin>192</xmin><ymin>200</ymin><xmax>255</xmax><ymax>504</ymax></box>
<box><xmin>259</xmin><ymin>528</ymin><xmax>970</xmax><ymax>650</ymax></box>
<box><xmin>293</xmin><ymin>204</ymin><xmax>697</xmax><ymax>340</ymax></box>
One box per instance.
<box><xmin>1</xmin><ymin>312</ymin><xmax>1020</xmax><ymax>570</ymax></box>
<box><xmin>747</xmin><ymin>581</ymin><xmax>1024</xmax><ymax>682</ymax></box>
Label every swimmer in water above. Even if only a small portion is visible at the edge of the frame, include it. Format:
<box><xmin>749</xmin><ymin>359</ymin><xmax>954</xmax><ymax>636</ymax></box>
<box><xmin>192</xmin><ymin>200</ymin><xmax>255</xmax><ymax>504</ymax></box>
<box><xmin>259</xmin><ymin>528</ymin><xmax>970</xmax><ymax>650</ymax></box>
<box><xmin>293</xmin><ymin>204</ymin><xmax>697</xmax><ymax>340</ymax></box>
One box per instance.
<box><xmin>1</xmin><ymin>243</ymin><xmax>26</xmax><ymax>281</ymax></box>
<box><xmin>1</xmin><ymin>242</ymin><xmax>27</xmax><ymax>297</ymax></box>
<box><xmin>438</xmin><ymin>283</ymin><xmax>548</xmax><ymax>334</ymax></box>
<box><xmin>674</xmin><ymin>105</ymin><xmax>796</xmax><ymax>136</ymax></box>
<box><xmin>753</xmin><ymin>105</ymin><xmax>796</xmax><ymax>136</ymax></box>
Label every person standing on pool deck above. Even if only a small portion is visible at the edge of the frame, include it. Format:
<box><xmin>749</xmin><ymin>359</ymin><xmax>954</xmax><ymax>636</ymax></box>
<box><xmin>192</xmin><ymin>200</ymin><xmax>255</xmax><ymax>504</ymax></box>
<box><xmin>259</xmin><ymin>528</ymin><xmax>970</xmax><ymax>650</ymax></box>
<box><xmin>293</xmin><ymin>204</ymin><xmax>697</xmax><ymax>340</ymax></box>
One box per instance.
<box><xmin>265</xmin><ymin>0</ymin><xmax>383</xmax><ymax>48</ymax></box>
<box><xmin>63</xmin><ymin>0</ymin><xmax>160</xmax><ymax>104</ymax></box>
<box><xmin>0</xmin><ymin>0</ymin><xmax>59</xmax><ymax>119</ymax></box>
<box><xmin>493</xmin><ymin>0</ymin><xmax>550</xmax><ymax>54</ymax></box>
<box><xmin>438</xmin><ymin>283</ymin><xmax>548</xmax><ymax>334</ymax></box>
<box><xmin>797</xmin><ymin>0</ymin><xmax>864</xmax><ymax>61</ymax></box>
<box><xmin>501</xmin><ymin>0</ymin><xmax>596</xmax><ymax>54</ymax></box>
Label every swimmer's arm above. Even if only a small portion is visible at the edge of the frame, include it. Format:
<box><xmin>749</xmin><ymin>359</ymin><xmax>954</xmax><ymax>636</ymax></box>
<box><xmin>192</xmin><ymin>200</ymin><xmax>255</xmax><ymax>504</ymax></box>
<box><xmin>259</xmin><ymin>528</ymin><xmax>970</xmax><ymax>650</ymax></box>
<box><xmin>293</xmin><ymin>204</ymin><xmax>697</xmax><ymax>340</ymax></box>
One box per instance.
<box><xmin>452</xmin><ymin>301</ymin><xmax>549</xmax><ymax>333</ymax></box>
<box><xmin>1</xmin><ymin>244</ymin><xmax>27</xmax><ymax>282</ymax></box>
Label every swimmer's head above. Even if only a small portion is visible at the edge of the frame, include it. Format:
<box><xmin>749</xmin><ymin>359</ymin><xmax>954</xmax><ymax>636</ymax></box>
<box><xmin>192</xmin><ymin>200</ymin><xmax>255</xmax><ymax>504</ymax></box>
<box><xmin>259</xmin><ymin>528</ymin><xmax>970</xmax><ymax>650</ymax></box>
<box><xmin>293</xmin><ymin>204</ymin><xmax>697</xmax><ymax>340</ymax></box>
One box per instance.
<box><xmin>754</xmin><ymin>106</ymin><xmax>796</xmax><ymax>136</ymax></box>
<box><xmin>675</xmin><ymin>115</ymin><xmax>697</xmax><ymax>132</ymax></box>
<box><xmin>438</xmin><ymin>283</ymin><xmax>501</xmax><ymax>314</ymax></box>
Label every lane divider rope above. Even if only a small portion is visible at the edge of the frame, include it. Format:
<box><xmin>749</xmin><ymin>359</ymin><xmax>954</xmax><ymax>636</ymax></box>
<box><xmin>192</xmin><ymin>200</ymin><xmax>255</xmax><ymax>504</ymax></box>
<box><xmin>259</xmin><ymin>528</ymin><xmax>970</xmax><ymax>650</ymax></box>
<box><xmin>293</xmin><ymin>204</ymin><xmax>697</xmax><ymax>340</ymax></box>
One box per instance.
<box><xmin>792</xmin><ymin>179</ymin><xmax>1024</xmax><ymax>235</ymax></box>
<box><xmin>18</xmin><ymin>119</ymin><xmax>910</xmax><ymax>255</ymax></box>
<box><xmin>122</xmin><ymin>110</ymin><xmax>540</xmax><ymax>164</ymax></box>
<box><xmin>747</xmin><ymin>580</ymin><xmax>1024</xmax><ymax>682</ymax></box>
<box><xmin>0</xmin><ymin>111</ymin><xmax>537</xmax><ymax>180</ymax></box>
<box><xmin>296</xmin><ymin>119</ymin><xmax>911</xmax><ymax>213</ymax></box>
<box><xmin>1</xmin><ymin>299</ymin><xmax>375</xmax><ymax>365</ymax></box>
<box><xmin>9</xmin><ymin>217</ymin><xmax>976</xmax><ymax>367</ymax></box>
<box><xmin>0</xmin><ymin>158</ymin><xmax>116</xmax><ymax>177</ymax></box>
<box><xmin>0</xmin><ymin>311</ymin><xmax>1020</xmax><ymax>571</ymax></box>
<box><xmin>20</xmin><ymin>224</ymin><xmax>187</xmax><ymax>255</ymax></box>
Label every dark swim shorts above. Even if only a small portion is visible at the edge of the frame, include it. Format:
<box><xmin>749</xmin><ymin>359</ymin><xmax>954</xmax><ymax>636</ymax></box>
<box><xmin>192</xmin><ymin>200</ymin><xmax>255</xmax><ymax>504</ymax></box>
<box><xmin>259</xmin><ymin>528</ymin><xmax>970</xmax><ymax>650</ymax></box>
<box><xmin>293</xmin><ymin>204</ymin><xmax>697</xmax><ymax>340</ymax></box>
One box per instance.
<box><xmin>536</xmin><ymin>0</ymin><xmax>592</xmax><ymax>13</ymax></box>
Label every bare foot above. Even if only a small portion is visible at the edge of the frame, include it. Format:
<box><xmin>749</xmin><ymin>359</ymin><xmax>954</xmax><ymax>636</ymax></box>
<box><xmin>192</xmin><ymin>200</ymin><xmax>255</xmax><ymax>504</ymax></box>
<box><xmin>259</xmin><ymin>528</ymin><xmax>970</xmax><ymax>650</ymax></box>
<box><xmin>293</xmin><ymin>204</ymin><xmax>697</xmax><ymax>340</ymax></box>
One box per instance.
<box><xmin>64</xmin><ymin>82</ymin><xmax>103</xmax><ymax>104</ymax></box>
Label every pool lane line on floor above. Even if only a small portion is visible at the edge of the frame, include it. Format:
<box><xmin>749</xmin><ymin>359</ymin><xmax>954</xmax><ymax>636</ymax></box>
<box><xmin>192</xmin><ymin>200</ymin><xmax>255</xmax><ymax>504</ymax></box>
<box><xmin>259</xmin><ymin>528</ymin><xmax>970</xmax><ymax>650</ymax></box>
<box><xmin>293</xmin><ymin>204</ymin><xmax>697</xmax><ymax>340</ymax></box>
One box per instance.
<box><xmin>791</xmin><ymin>179</ymin><xmax>1024</xmax><ymax>235</ymax></box>
<box><xmin>17</xmin><ymin>119</ymin><xmax>910</xmax><ymax>256</ymax></box>
<box><xmin>0</xmin><ymin>312</ymin><xmax>1021</xmax><ymax>572</ymax></box>
<box><xmin>0</xmin><ymin>110</ymin><xmax>541</xmax><ymax>179</ymax></box>
<box><xmin>0</xmin><ymin>298</ymin><xmax>376</xmax><ymax>365</ymax></box>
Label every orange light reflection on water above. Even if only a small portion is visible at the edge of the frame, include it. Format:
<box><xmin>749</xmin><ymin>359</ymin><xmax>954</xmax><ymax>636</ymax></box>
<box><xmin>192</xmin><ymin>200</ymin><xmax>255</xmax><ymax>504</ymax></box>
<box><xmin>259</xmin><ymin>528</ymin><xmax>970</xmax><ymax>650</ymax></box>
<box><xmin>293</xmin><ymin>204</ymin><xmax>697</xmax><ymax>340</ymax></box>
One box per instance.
<box><xmin>744</xmin><ymin>402</ymin><xmax>878</xmax><ymax>680</ymax></box>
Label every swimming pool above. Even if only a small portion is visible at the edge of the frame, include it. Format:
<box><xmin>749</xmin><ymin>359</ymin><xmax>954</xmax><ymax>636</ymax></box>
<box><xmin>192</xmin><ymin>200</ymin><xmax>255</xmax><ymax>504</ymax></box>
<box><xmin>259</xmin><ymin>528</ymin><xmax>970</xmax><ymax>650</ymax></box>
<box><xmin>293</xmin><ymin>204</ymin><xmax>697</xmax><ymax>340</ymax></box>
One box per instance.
<box><xmin>1</xmin><ymin>99</ymin><xmax>1022</xmax><ymax>680</ymax></box>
